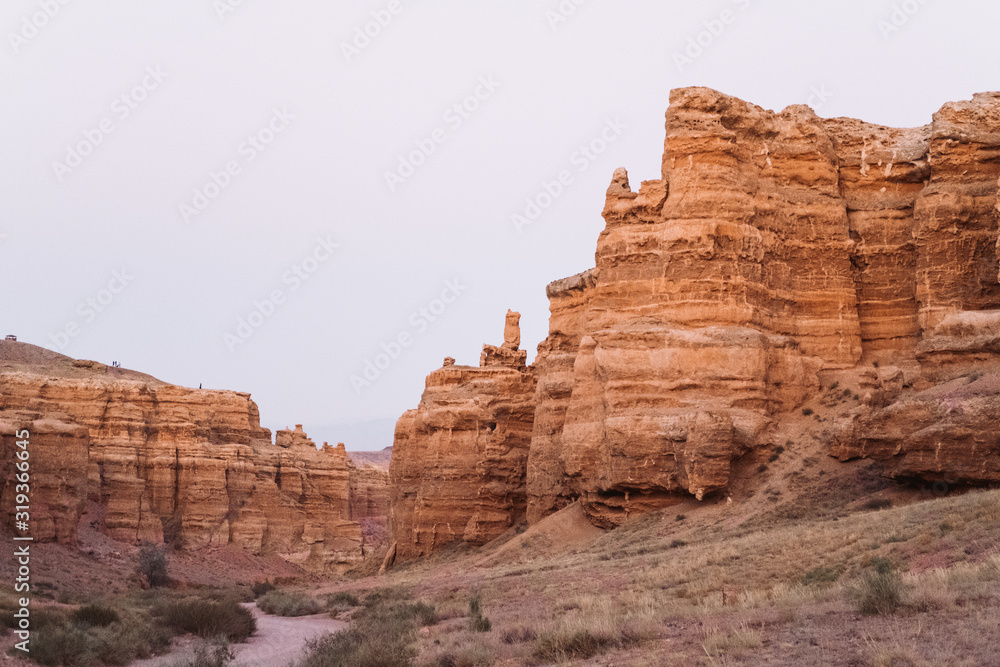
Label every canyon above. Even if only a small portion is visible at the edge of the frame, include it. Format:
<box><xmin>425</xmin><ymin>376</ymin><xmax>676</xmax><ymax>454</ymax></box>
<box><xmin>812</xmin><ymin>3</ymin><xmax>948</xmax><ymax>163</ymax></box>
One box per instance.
<box><xmin>388</xmin><ymin>87</ymin><xmax>1000</xmax><ymax>560</ymax></box>
<box><xmin>0</xmin><ymin>342</ymin><xmax>387</xmax><ymax>574</ymax></box>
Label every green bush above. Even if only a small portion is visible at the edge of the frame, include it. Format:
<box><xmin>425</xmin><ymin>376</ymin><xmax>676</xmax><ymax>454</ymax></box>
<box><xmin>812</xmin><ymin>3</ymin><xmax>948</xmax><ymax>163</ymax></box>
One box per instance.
<box><xmin>324</xmin><ymin>591</ymin><xmax>360</xmax><ymax>608</ymax></box>
<box><xmin>296</xmin><ymin>588</ymin><xmax>435</xmax><ymax>667</ymax></box>
<box><xmin>802</xmin><ymin>566</ymin><xmax>840</xmax><ymax>587</ymax></box>
<box><xmin>29</xmin><ymin>614</ymin><xmax>172</xmax><ymax>667</ymax></box>
<box><xmin>250</xmin><ymin>580</ymin><xmax>276</xmax><ymax>598</ymax></box>
<box><xmin>73</xmin><ymin>603</ymin><xmax>120</xmax><ymax>627</ymax></box>
<box><xmin>468</xmin><ymin>595</ymin><xmax>491</xmax><ymax>633</ymax></box>
<box><xmin>257</xmin><ymin>590</ymin><xmax>323</xmax><ymax>617</ymax></box>
<box><xmin>159</xmin><ymin>598</ymin><xmax>256</xmax><ymax>642</ymax></box>
<box><xmin>181</xmin><ymin>637</ymin><xmax>237</xmax><ymax>667</ymax></box>
<box><xmin>849</xmin><ymin>557</ymin><xmax>906</xmax><ymax>615</ymax></box>
<box><xmin>137</xmin><ymin>543</ymin><xmax>169</xmax><ymax>588</ymax></box>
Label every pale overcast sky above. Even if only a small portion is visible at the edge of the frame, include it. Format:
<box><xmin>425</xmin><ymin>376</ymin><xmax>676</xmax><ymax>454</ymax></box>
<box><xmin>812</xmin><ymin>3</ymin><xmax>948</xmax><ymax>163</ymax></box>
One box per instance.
<box><xmin>2</xmin><ymin>0</ymin><xmax>998</xmax><ymax>448</ymax></box>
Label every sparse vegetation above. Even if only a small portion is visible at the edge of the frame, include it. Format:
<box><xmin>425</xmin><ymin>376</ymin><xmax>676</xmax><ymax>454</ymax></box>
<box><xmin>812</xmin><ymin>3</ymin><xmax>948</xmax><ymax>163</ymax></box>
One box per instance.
<box><xmin>73</xmin><ymin>603</ymin><xmax>120</xmax><ymax>627</ymax></box>
<box><xmin>28</xmin><ymin>611</ymin><xmax>172</xmax><ymax>667</ymax></box>
<box><xmin>862</xmin><ymin>498</ymin><xmax>893</xmax><ymax>511</ymax></box>
<box><xmin>324</xmin><ymin>591</ymin><xmax>360</xmax><ymax>608</ymax></box>
<box><xmin>250</xmin><ymin>579</ymin><xmax>276</xmax><ymax>598</ymax></box>
<box><xmin>848</xmin><ymin>557</ymin><xmax>906</xmax><ymax>615</ymax></box>
<box><xmin>701</xmin><ymin>622</ymin><xmax>762</xmax><ymax>657</ymax></box>
<box><xmin>801</xmin><ymin>566</ymin><xmax>840</xmax><ymax>587</ymax></box>
<box><xmin>532</xmin><ymin>618</ymin><xmax>649</xmax><ymax>662</ymax></box>
<box><xmin>137</xmin><ymin>543</ymin><xmax>169</xmax><ymax>588</ymax></box>
<box><xmin>468</xmin><ymin>594</ymin><xmax>491</xmax><ymax>632</ymax></box>
<box><xmin>179</xmin><ymin>637</ymin><xmax>237</xmax><ymax>667</ymax></box>
<box><xmin>501</xmin><ymin>627</ymin><xmax>537</xmax><ymax>644</ymax></box>
<box><xmin>295</xmin><ymin>587</ymin><xmax>436</xmax><ymax>667</ymax></box>
<box><xmin>256</xmin><ymin>590</ymin><xmax>323</xmax><ymax>617</ymax></box>
<box><xmin>159</xmin><ymin>597</ymin><xmax>256</xmax><ymax>642</ymax></box>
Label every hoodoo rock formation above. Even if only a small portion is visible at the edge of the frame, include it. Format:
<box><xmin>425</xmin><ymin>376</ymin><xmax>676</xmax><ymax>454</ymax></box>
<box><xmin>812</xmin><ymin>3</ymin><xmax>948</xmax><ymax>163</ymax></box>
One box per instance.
<box><xmin>388</xmin><ymin>315</ymin><xmax>536</xmax><ymax>559</ymax></box>
<box><xmin>0</xmin><ymin>343</ymin><xmax>365</xmax><ymax>574</ymax></box>
<box><xmin>389</xmin><ymin>88</ymin><xmax>1000</xmax><ymax>558</ymax></box>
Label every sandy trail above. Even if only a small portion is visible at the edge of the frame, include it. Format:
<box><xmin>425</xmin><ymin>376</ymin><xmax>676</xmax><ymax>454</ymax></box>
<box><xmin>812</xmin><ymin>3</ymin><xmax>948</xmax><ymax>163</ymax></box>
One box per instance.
<box><xmin>132</xmin><ymin>603</ymin><xmax>346</xmax><ymax>667</ymax></box>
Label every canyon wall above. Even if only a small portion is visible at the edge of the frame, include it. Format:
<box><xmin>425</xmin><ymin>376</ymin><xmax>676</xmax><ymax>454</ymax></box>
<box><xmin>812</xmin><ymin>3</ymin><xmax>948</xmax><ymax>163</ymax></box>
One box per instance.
<box><xmin>348</xmin><ymin>460</ymin><xmax>390</xmax><ymax>551</ymax></box>
<box><xmin>390</xmin><ymin>88</ymin><xmax>1000</xmax><ymax>557</ymax></box>
<box><xmin>388</xmin><ymin>334</ymin><xmax>536</xmax><ymax>559</ymax></box>
<box><xmin>0</xmin><ymin>345</ymin><xmax>365</xmax><ymax>574</ymax></box>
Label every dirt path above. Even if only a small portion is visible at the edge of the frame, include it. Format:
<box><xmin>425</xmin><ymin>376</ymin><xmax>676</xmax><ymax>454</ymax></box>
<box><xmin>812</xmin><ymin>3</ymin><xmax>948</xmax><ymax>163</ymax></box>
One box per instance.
<box><xmin>132</xmin><ymin>603</ymin><xmax>346</xmax><ymax>667</ymax></box>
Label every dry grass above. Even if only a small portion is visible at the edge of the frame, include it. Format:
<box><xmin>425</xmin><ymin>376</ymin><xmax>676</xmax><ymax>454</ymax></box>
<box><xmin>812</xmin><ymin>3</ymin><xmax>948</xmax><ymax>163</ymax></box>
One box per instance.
<box><xmin>346</xmin><ymin>485</ymin><xmax>1000</xmax><ymax>665</ymax></box>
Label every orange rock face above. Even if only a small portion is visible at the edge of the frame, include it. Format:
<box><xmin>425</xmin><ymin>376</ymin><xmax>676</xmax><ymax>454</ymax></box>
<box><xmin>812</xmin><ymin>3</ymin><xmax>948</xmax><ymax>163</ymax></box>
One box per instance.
<box><xmin>348</xmin><ymin>460</ymin><xmax>390</xmax><ymax>551</ymax></box>
<box><xmin>389</xmin><ymin>88</ymin><xmax>1000</xmax><ymax>557</ymax></box>
<box><xmin>0</xmin><ymin>343</ymin><xmax>364</xmax><ymax>574</ymax></box>
<box><xmin>388</xmin><ymin>315</ymin><xmax>536</xmax><ymax>560</ymax></box>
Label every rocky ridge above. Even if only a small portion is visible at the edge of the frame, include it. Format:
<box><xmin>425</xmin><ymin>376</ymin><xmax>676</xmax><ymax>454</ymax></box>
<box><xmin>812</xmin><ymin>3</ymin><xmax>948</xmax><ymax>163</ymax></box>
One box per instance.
<box><xmin>388</xmin><ymin>88</ymin><xmax>1000</xmax><ymax>558</ymax></box>
<box><xmin>0</xmin><ymin>342</ymin><xmax>367</xmax><ymax>574</ymax></box>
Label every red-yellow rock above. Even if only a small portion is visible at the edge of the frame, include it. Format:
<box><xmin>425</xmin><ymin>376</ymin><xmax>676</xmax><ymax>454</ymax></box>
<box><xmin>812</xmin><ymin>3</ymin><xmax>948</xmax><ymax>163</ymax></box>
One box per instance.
<box><xmin>0</xmin><ymin>342</ymin><xmax>364</xmax><ymax>574</ymax></box>
<box><xmin>388</xmin><ymin>316</ymin><xmax>536</xmax><ymax>560</ymax></box>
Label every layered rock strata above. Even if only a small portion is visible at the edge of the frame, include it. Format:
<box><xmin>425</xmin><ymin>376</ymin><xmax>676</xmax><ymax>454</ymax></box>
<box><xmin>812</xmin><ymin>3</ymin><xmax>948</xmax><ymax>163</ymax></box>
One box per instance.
<box><xmin>388</xmin><ymin>317</ymin><xmax>536</xmax><ymax>559</ymax></box>
<box><xmin>389</xmin><ymin>88</ymin><xmax>1000</xmax><ymax>557</ymax></box>
<box><xmin>0</xmin><ymin>343</ymin><xmax>364</xmax><ymax>574</ymax></box>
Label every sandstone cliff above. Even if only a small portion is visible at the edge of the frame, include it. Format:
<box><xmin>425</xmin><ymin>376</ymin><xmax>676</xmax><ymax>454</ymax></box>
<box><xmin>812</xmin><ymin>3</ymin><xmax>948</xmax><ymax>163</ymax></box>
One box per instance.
<box><xmin>348</xmin><ymin>459</ymin><xmax>390</xmax><ymax>551</ymax></box>
<box><xmin>389</xmin><ymin>88</ymin><xmax>1000</xmax><ymax>557</ymax></box>
<box><xmin>388</xmin><ymin>325</ymin><xmax>536</xmax><ymax>560</ymax></box>
<box><xmin>0</xmin><ymin>342</ymin><xmax>364</xmax><ymax>574</ymax></box>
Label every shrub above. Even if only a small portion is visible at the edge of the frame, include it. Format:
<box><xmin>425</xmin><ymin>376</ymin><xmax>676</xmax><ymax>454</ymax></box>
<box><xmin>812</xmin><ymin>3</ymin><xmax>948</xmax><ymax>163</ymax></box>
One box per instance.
<box><xmin>501</xmin><ymin>627</ymin><xmax>537</xmax><ymax>644</ymax></box>
<box><xmin>257</xmin><ymin>590</ymin><xmax>323</xmax><ymax>617</ymax></box>
<box><xmin>849</xmin><ymin>557</ymin><xmax>906</xmax><ymax>615</ymax></box>
<box><xmin>31</xmin><ymin>623</ymin><xmax>97</xmax><ymax>666</ymax></box>
<box><xmin>861</xmin><ymin>498</ymin><xmax>892</xmax><ymax>511</ymax></box>
<box><xmin>802</xmin><ymin>408</ymin><xmax>814</xmax><ymax>416</ymax></box>
<box><xmin>182</xmin><ymin>637</ymin><xmax>236</xmax><ymax>667</ymax></box>
<box><xmin>324</xmin><ymin>591</ymin><xmax>360</xmax><ymax>608</ymax></box>
<box><xmin>159</xmin><ymin>598</ymin><xmax>256</xmax><ymax>642</ymax></box>
<box><xmin>299</xmin><ymin>628</ymin><xmax>414</xmax><ymax>667</ymax></box>
<box><xmin>802</xmin><ymin>566</ymin><xmax>840</xmax><ymax>587</ymax></box>
<box><xmin>297</xmin><ymin>588</ymin><xmax>434</xmax><ymax>667</ymax></box>
<box><xmin>73</xmin><ymin>603</ymin><xmax>120</xmax><ymax>627</ymax></box>
<box><xmin>137</xmin><ymin>543</ymin><xmax>169</xmax><ymax>588</ymax></box>
<box><xmin>468</xmin><ymin>595</ymin><xmax>491</xmax><ymax>633</ymax></box>
<box><xmin>250</xmin><ymin>580</ymin><xmax>276</xmax><ymax>598</ymax></box>
<box><xmin>533</xmin><ymin>629</ymin><xmax>617</xmax><ymax>662</ymax></box>
<box><xmin>29</xmin><ymin>614</ymin><xmax>172</xmax><ymax>667</ymax></box>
